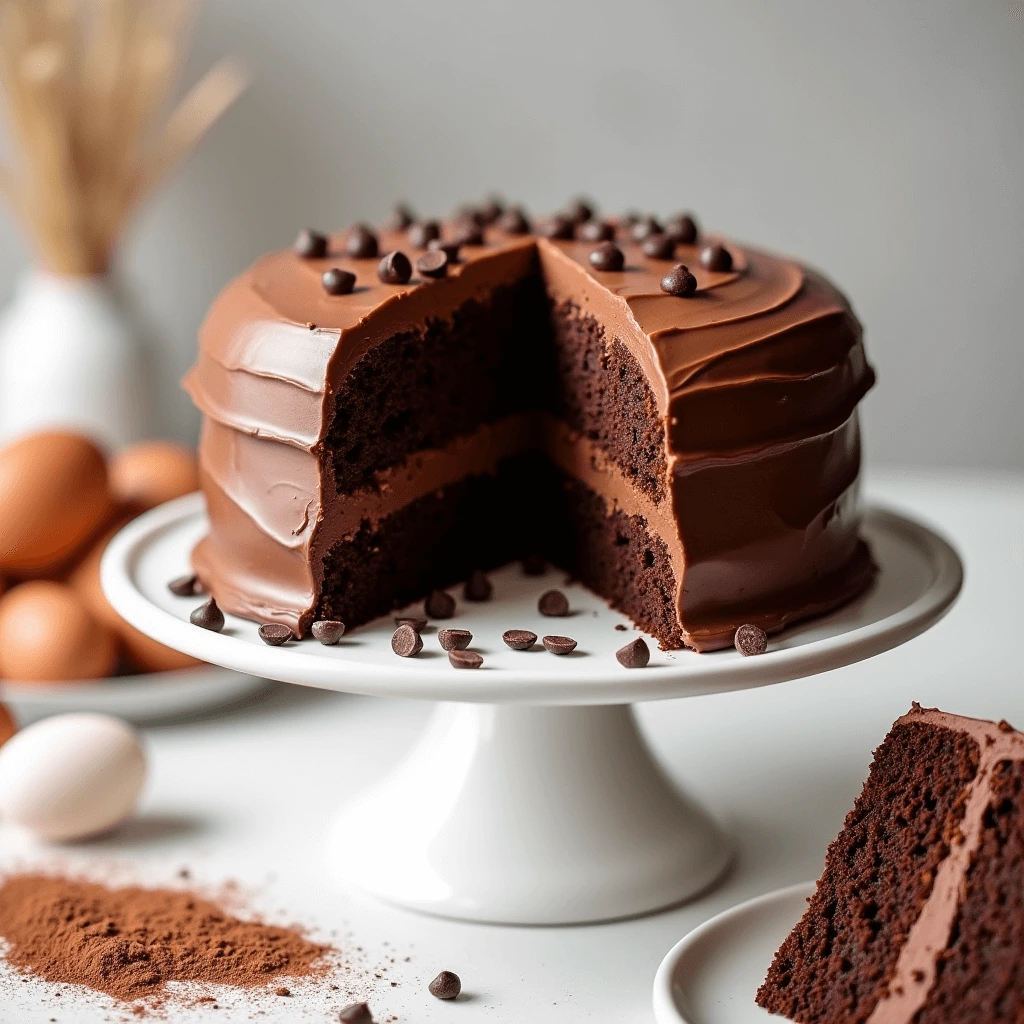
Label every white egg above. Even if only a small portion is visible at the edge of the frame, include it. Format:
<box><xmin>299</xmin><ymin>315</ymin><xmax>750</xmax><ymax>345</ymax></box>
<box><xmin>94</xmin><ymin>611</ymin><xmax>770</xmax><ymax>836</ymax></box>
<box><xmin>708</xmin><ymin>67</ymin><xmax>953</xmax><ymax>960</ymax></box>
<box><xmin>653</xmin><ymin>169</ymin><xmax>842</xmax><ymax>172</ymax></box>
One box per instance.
<box><xmin>0</xmin><ymin>713</ymin><xmax>146</xmax><ymax>841</ymax></box>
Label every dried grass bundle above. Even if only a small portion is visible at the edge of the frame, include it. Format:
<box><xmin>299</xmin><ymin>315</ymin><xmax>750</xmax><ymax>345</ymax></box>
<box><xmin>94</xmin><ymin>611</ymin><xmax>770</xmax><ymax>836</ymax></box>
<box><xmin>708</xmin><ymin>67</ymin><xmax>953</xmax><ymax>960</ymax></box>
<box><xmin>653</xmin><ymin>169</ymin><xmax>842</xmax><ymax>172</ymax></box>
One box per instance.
<box><xmin>0</xmin><ymin>0</ymin><xmax>246</xmax><ymax>275</ymax></box>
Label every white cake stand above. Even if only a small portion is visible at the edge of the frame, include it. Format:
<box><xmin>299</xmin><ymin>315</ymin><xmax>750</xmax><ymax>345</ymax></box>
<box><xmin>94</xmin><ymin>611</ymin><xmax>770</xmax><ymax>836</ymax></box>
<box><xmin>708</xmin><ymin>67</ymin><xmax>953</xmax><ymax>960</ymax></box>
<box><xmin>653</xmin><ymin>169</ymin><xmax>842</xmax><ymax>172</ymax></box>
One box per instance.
<box><xmin>101</xmin><ymin>494</ymin><xmax>961</xmax><ymax>925</ymax></box>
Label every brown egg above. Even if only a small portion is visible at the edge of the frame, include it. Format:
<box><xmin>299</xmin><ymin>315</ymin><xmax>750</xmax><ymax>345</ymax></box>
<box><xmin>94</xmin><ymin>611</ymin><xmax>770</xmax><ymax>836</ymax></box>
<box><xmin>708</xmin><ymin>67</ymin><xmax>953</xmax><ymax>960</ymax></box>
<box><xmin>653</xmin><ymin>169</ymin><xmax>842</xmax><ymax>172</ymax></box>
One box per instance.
<box><xmin>0</xmin><ymin>701</ymin><xmax>15</xmax><ymax>746</ymax></box>
<box><xmin>0</xmin><ymin>432</ymin><xmax>113</xmax><ymax>576</ymax></box>
<box><xmin>68</xmin><ymin>523</ymin><xmax>202</xmax><ymax>674</ymax></box>
<box><xmin>109</xmin><ymin>441</ymin><xmax>199</xmax><ymax>513</ymax></box>
<box><xmin>0</xmin><ymin>581</ymin><xmax>119</xmax><ymax>683</ymax></box>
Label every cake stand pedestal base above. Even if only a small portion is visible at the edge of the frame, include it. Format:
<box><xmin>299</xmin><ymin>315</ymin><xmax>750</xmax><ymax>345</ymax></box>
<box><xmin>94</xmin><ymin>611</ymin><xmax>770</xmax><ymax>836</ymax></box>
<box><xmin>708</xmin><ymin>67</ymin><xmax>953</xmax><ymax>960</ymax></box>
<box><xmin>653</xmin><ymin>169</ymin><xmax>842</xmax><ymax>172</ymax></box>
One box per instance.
<box><xmin>327</xmin><ymin>702</ymin><xmax>732</xmax><ymax>925</ymax></box>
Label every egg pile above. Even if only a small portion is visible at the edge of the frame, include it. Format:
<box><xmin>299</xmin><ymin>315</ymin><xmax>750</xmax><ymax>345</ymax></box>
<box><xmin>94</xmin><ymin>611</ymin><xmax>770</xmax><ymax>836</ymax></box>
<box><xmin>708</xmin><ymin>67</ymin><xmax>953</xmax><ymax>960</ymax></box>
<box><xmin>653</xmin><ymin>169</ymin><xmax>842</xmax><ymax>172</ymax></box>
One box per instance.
<box><xmin>0</xmin><ymin>431</ymin><xmax>200</xmax><ymax>683</ymax></box>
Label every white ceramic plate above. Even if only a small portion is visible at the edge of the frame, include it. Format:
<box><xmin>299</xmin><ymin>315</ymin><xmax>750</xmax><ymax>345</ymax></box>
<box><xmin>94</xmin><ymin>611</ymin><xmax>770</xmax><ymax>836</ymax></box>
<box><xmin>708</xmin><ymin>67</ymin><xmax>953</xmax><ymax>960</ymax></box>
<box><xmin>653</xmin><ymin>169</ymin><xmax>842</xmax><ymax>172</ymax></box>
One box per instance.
<box><xmin>653</xmin><ymin>883</ymin><xmax>814</xmax><ymax>1024</ymax></box>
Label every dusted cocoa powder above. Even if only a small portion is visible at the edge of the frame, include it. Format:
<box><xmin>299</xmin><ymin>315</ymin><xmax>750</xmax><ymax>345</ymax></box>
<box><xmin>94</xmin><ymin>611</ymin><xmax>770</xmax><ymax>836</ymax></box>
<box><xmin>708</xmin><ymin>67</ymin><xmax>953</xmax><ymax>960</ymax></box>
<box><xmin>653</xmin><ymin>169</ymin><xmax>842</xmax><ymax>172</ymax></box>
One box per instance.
<box><xmin>0</xmin><ymin>873</ymin><xmax>330</xmax><ymax>1005</ymax></box>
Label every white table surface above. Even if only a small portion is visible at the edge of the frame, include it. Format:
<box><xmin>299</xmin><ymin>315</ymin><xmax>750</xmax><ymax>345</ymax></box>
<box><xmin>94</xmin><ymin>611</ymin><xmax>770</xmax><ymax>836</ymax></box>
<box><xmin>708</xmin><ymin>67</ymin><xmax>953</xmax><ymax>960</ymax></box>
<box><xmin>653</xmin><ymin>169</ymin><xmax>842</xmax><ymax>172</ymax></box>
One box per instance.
<box><xmin>0</xmin><ymin>468</ymin><xmax>1020</xmax><ymax>1023</ymax></box>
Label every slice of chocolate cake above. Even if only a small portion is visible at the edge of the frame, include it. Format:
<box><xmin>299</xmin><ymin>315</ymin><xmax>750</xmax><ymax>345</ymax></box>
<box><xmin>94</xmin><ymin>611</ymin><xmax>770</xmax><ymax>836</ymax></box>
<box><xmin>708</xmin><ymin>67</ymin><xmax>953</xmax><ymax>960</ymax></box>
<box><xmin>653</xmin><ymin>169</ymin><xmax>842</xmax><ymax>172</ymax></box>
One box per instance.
<box><xmin>184</xmin><ymin>204</ymin><xmax>875</xmax><ymax>651</ymax></box>
<box><xmin>757</xmin><ymin>704</ymin><xmax>1024</xmax><ymax>1023</ymax></box>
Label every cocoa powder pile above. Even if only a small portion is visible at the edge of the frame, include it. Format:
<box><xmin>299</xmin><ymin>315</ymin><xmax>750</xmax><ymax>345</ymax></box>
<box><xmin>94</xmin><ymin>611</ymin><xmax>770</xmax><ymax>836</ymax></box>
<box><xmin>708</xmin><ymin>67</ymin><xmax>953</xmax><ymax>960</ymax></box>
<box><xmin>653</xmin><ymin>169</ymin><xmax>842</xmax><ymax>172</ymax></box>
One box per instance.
<box><xmin>0</xmin><ymin>873</ymin><xmax>330</xmax><ymax>1005</ymax></box>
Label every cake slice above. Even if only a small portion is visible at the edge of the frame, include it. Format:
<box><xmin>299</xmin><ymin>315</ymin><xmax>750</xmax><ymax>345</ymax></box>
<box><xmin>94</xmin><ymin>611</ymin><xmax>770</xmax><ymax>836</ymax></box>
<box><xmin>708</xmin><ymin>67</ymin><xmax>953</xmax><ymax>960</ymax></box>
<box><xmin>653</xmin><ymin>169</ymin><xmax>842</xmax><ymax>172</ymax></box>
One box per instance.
<box><xmin>757</xmin><ymin>704</ymin><xmax>1024</xmax><ymax>1022</ymax></box>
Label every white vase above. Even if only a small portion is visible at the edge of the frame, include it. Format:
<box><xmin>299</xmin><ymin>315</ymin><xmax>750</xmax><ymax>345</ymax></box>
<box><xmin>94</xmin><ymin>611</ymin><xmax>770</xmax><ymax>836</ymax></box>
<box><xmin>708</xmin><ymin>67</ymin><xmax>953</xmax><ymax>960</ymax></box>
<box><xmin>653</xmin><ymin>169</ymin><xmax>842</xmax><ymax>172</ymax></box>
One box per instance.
<box><xmin>0</xmin><ymin>270</ymin><xmax>155</xmax><ymax>451</ymax></box>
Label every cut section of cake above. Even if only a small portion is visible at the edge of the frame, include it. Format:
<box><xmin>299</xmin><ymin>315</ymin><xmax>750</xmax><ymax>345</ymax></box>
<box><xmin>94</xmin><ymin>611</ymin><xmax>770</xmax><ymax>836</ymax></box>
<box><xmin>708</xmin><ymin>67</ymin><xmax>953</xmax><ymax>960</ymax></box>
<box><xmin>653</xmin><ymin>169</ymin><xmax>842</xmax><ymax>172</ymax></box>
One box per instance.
<box><xmin>757</xmin><ymin>704</ymin><xmax>1024</xmax><ymax>1022</ymax></box>
<box><xmin>184</xmin><ymin>205</ymin><xmax>875</xmax><ymax>651</ymax></box>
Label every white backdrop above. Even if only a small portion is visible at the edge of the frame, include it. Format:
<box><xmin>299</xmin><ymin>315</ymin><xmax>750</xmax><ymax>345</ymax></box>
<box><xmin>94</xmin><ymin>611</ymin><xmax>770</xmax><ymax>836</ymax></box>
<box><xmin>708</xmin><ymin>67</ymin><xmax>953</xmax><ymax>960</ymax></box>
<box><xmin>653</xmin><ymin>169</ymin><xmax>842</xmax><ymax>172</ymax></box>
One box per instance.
<box><xmin>0</xmin><ymin>0</ymin><xmax>1020</xmax><ymax>469</ymax></box>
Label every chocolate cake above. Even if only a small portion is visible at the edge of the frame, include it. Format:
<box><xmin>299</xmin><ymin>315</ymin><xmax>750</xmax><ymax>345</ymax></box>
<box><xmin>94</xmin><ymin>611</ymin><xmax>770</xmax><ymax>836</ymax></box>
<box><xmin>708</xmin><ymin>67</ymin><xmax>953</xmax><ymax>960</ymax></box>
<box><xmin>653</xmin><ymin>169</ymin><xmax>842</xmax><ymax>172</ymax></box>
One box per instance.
<box><xmin>758</xmin><ymin>704</ymin><xmax>1024</xmax><ymax>1022</ymax></box>
<box><xmin>184</xmin><ymin>203</ymin><xmax>875</xmax><ymax>651</ymax></box>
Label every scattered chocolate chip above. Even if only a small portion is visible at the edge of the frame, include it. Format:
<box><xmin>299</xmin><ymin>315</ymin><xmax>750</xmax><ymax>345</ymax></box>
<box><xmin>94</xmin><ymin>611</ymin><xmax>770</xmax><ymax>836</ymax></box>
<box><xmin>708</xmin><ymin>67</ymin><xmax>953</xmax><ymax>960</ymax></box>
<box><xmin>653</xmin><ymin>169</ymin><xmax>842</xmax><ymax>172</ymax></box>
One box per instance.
<box><xmin>384</xmin><ymin>204</ymin><xmax>415</xmax><ymax>231</ymax></box>
<box><xmin>538</xmin><ymin>589</ymin><xmax>569</xmax><ymax>616</ymax></box>
<box><xmin>576</xmin><ymin>219</ymin><xmax>614</xmax><ymax>242</ymax></box>
<box><xmin>522</xmin><ymin>554</ymin><xmax>546</xmax><ymax>575</ymax></box>
<box><xmin>449</xmin><ymin>649</ymin><xmax>483</xmax><ymax>669</ymax></box>
<box><xmin>428</xmin><ymin>971</ymin><xmax>462</xmax><ymax>1000</ymax></box>
<box><xmin>453</xmin><ymin>203</ymin><xmax>485</xmax><ymax>225</ymax></box>
<box><xmin>734</xmin><ymin>623</ymin><xmax>768</xmax><ymax>656</ymax></box>
<box><xmin>258</xmin><ymin>623</ymin><xmax>292</xmax><ymax>646</ymax></box>
<box><xmin>415</xmin><ymin>249</ymin><xmax>448</xmax><ymax>279</ymax></box>
<box><xmin>275</xmin><ymin>987</ymin><xmax>291</xmax><ymax>997</ymax></box>
<box><xmin>395</xmin><ymin>616</ymin><xmax>427</xmax><ymax>631</ymax></box>
<box><xmin>661</xmin><ymin>263</ymin><xmax>697</xmax><ymax>297</ymax></box>
<box><xmin>496</xmin><ymin>207</ymin><xmax>530</xmax><ymax>234</ymax></box>
<box><xmin>564</xmin><ymin>198</ymin><xmax>594</xmax><ymax>224</ymax></box>
<box><xmin>463</xmin><ymin>569</ymin><xmax>492</xmax><ymax>602</ymax></box>
<box><xmin>614</xmin><ymin>623</ymin><xmax>628</xmax><ymax>631</ymax></box>
<box><xmin>427</xmin><ymin>238</ymin><xmax>461</xmax><ymax>261</ymax></box>
<box><xmin>321</xmin><ymin>268</ymin><xmax>356</xmax><ymax>295</ymax></box>
<box><xmin>478</xmin><ymin>197</ymin><xmax>504</xmax><ymax>224</ymax></box>
<box><xmin>642</xmin><ymin>234</ymin><xmax>676</xmax><ymax>260</ymax></box>
<box><xmin>345</xmin><ymin>225</ymin><xmax>379</xmax><ymax>259</ymax></box>
<box><xmin>438</xmin><ymin>628</ymin><xmax>472</xmax><ymax>651</ymax></box>
<box><xmin>589</xmin><ymin>241</ymin><xmax>624</xmax><ymax>272</ymax></box>
<box><xmin>451</xmin><ymin>221</ymin><xmax>484</xmax><ymax>246</ymax></box>
<box><xmin>408</xmin><ymin>220</ymin><xmax>441</xmax><ymax>248</ymax></box>
<box><xmin>168</xmin><ymin>574</ymin><xmax>203</xmax><ymax>597</ymax></box>
<box><xmin>631</xmin><ymin>216</ymin><xmax>662</xmax><ymax>242</ymax></box>
<box><xmin>190</xmin><ymin>599</ymin><xmax>224</xmax><ymax>632</ymax></box>
<box><xmin>615</xmin><ymin>636</ymin><xmax>650</xmax><ymax>668</ymax></box>
<box><xmin>391</xmin><ymin>624</ymin><xmax>423</xmax><ymax>658</ymax></box>
<box><xmin>339</xmin><ymin>1003</ymin><xmax>375</xmax><ymax>1024</ymax></box>
<box><xmin>618</xmin><ymin>210</ymin><xmax>642</xmax><ymax>227</ymax></box>
<box><xmin>294</xmin><ymin>228</ymin><xmax>327</xmax><ymax>259</ymax></box>
<box><xmin>700</xmin><ymin>242</ymin><xmax>733</xmax><ymax>272</ymax></box>
<box><xmin>537</xmin><ymin>215</ymin><xmax>574</xmax><ymax>240</ymax></box>
<box><xmin>378</xmin><ymin>250</ymin><xmax>412</xmax><ymax>285</ymax></box>
<box><xmin>311</xmin><ymin>619</ymin><xmax>346</xmax><ymax>644</ymax></box>
<box><xmin>502</xmin><ymin>629</ymin><xmax>537</xmax><ymax>651</ymax></box>
<box><xmin>424</xmin><ymin>590</ymin><xmax>456</xmax><ymax>619</ymax></box>
<box><xmin>542</xmin><ymin>635</ymin><xmax>577</xmax><ymax>655</ymax></box>
<box><xmin>666</xmin><ymin>213</ymin><xmax>699</xmax><ymax>244</ymax></box>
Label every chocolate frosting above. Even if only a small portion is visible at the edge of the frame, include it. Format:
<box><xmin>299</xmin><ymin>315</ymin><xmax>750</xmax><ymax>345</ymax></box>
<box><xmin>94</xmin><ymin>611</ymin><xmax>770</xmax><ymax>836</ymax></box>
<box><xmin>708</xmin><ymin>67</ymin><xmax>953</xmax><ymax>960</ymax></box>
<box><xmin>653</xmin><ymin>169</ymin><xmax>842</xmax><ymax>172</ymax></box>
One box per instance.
<box><xmin>184</xmin><ymin>217</ymin><xmax>875</xmax><ymax>648</ymax></box>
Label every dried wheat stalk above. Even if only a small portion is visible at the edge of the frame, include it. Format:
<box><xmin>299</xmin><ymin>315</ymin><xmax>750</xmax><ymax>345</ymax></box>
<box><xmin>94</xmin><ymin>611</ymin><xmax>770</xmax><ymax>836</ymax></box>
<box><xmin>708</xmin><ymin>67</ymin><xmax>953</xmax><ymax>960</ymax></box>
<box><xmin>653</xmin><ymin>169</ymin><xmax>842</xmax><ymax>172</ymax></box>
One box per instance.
<box><xmin>0</xmin><ymin>0</ymin><xmax>246</xmax><ymax>275</ymax></box>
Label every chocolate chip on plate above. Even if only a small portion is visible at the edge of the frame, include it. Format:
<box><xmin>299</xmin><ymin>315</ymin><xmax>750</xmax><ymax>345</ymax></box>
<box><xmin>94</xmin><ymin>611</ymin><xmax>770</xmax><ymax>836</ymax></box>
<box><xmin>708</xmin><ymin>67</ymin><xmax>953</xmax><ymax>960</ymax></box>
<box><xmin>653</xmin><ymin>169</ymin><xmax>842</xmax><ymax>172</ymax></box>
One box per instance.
<box><xmin>294</xmin><ymin>228</ymin><xmax>327</xmax><ymax>259</ymax></box>
<box><xmin>428</xmin><ymin>971</ymin><xmax>462</xmax><ymax>1000</ymax></box>
<box><xmin>395</xmin><ymin>616</ymin><xmax>427</xmax><ymax>632</ymax></box>
<box><xmin>537</xmin><ymin>215</ymin><xmax>574</xmax><ymax>240</ymax></box>
<box><xmin>344</xmin><ymin>224</ymin><xmax>378</xmax><ymax>259</ymax></box>
<box><xmin>615</xmin><ymin>636</ymin><xmax>650</xmax><ymax>668</ymax></box>
<box><xmin>463</xmin><ymin>569</ymin><xmax>492</xmax><ymax>602</ymax></box>
<box><xmin>588</xmin><ymin>241</ymin><xmax>624</xmax><ymax>272</ymax></box>
<box><xmin>576</xmin><ymin>219</ymin><xmax>614</xmax><ymax>242</ymax></box>
<box><xmin>408</xmin><ymin>220</ymin><xmax>441</xmax><ymax>249</ymax></box>
<box><xmin>168</xmin><ymin>574</ymin><xmax>203</xmax><ymax>597</ymax></box>
<box><xmin>661</xmin><ymin>263</ymin><xmax>697</xmax><ymax>297</ymax></box>
<box><xmin>384</xmin><ymin>204</ymin><xmax>415</xmax><ymax>231</ymax></box>
<box><xmin>438</xmin><ymin>628</ymin><xmax>472</xmax><ymax>651</ymax></box>
<box><xmin>258</xmin><ymin>623</ymin><xmax>292</xmax><ymax>646</ymax></box>
<box><xmin>502</xmin><ymin>629</ymin><xmax>537</xmax><ymax>651</ymax></box>
<box><xmin>391</xmin><ymin>624</ymin><xmax>423</xmax><ymax>658</ymax></box>
<box><xmin>415</xmin><ymin>249</ymin><xmax>448</xmax><ymax>279</ymax></box>
<box><xmin>631</xmin><ymin>216</ymin><xmax>663</xmax><ymax>241</ymax></box>
<box><xmin>542</xmin><ymin>635</ymin><xmax>577</xmax><ymax>655</ymax></box>
<box><xmin>378</xmin><ymin>250</ymin><xmax>412</xmax><ymax>285</ymax></box>
<box><xmin>496</xmin><ymin>207</ymin><xmax>530</xmax><ymax>234</ymax></box>
<box><xmin>427</xmin><ymin>238</ymin><xmax>461</xmax><ymax>261</ymax></box>
<box><xmin>563</xmin><ymin>197</ymin><xmax>594</xmax><ymax>224</ymax></box>
<box><xmin>538</xmin><ymin>589</ymin><xmax>569</xmax><ymax>616</ymax></box>
<box><xmin>449</xmin><ymin>649</ymin><xmax>483</xmax><ymax>669</ymax></box>
<box><xmin>734</xmin><ymin>623</ymin><xmax>768</xmax><ymax>656</ymax></box>
<box><xmin>321</xmin><ymin>268</ymin><xmax>356</xmax><ymax>295</ymax></box>
<box><xmin>339</xmin><ymin>1003</ymin><xmax>375</xmax><ymax>1024</ymax></box>
<box><xmin>190</xmin><ymin>599</ymin><xmax>224</xmax><ymax>632</ymax></box>
<box><xmin>700</xmin><ymin>242</ymin><xmax>733</xmax><ymax>272</ymax></box>
<box><xmin>642</xmin><ymin>234</ymin><xmax>676</xmax><ymax>260</ymax></box>
<box><xmin>424</xmin><ymin>590</ymin><xmax>456</xmax><ymax>619</ymax></box>
<box><xmin>666</xmin><ymin>213</ymin><xmax>699</xmax><ymax>244</ymax></box>
<box><xmin>452</xmin><ymin>221</ymin><xmax>485</xmax><ymax>246</ymax></box>
<box><xmin>522</xmin><ymin>554</ymin><xmax>546</xmax><ymax>576</ymax></box>
<box><xmin>478</xmin><ymin>196</ymin><xmax>504</xmax><ymax>224</ymax></box>
<box><xmin>311</xmin><ymin>619</ymin><xmax>346</xmax><ymax>644</ymax></box>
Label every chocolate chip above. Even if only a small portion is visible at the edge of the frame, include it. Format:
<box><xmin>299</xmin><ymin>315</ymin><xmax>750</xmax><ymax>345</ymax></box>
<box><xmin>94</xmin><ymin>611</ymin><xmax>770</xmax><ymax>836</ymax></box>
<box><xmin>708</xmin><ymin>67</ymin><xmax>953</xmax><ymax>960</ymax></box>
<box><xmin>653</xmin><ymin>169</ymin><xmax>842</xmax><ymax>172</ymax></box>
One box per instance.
<box><xmin>734</xmin><ymin>623</ymin><xmax>767</xmax><ymax>656</ymax></box>
<box><xmin>415</xmin><ymin>250</ymin><xmax>448</xmax><ymax>279</ymax></box>
<box><xmin>453</xmin><ymin>203</ymin><xmax>485</xmax><ymax>226</ymax></box>
<box><xmin>394</xmin><ymin>616</ymin><xmax>427</xmax><ymax>632</ymax></box>
<box><xmin>384</xmin><ymin>204</ymin><xmax>415</xmax><ymax>231</ymax></box>
<box><xmin>168</xmin><ymin>574</ymin><xmax>203</xmax><ymax>597</ymax></box>
<box><xmin>502</xmin><ymin>629</ymin><xmax>537</xmax><ymax>651</ymax></box>
<box><xmin>542</xmin><ymin>635</ymin><xmax>577</xmax><ymax>655</ymax></box>
<box><xmin>451</xmin><ymin>222</ymin><xmax>484</xmax><ymax>246</ymax></box>
<box><xmin>478</xmin><ymin>197</ymin><xmax>504</xmax><ymax>224</ymax></box>
<box><xmin>428</xmin><ymin>971</ymin><xmax>462</xmax><ymax>1000</ymax></box>
<box><xmin>563</xmin><ymin>198</ymin><xmax>594</xmax><ymax>224</ymax></box>
<box><xmin>631</xmin><ymin>216</ymin><xmax>663</xmax><ymax>241</ymax></box>
<box><xmin>391</xmin><ymin>624</ymin><xmax>423</xmax><ymax>658</ymax></box>
<box><xmin>294</xmin><ymin>228</ymin><xmax>327</xmax><ymax>259</ymax></box>
<box><xmin>427</xmin><ymin>238</ymin><xmax>461</xmax><ymax>261</ymax></box>
<box><xmin>463</xmin><ymin>570</ymin><xmax>492</xmax><ymax>602</ymax></box>
<box><xmin>378</xmin><ymin>250</ymin><xmax>412</xmax><ymax>285</ymax></box>
<box><xmin>339</xmin><ymin>1003</ymin><xmax>375</xmax><ymax>1024</ymax></box>
<box><xmin>537</xmin><ymin>215</ymin><xmax>574</xmax><ymax>240</ymax></box>
<box><xmin>700</xmin><ymin>242</ymin><xmax>733</xmax><ymax>272</ymax></box>
<box><xmin>589</xmin><ymin>241</ymin><xmax>624</xmax><ymax>272</ymax></box>
<box><xmin>661</xmin><ymin>264</ymin><xmax>697</xmax><ymax>296</ymax></box>
<box><xmin>275</xmin><ymin>987</ymin><xmax>291</xmax><ymax>997</ymax></box>
<box><xmin>642</xmin><ymin>234</ymin><xmax>676</xmax><ymax>260</ymax></box>
<box><xmin>190</xmin><ymin>599</ymin><xmax>224</xmax><ymax>632</ymax></box>
<box><xmin>614</xmin><ymin>623</ymin><xmax>628</xmax><ymax>631</ymax></box>
<box><xmin>311</xmin><ymin>619</ymin><xmax>345</xmax><ymax>644</ymax></box>
<box><xmin>538</xmin><ymin>589</ymin><xmax>569</xmax><ymax>616</ymax></box>
<box><xmin>438</xmin><ymin>628</ymin><xmax>472</xmax><ymax>651</ymax></box>
<box><xmin>448</xmin><ymin>649</ymin><xmax>483</xmax><ymax>669</ymax></box>
<box><xmin>576</xmin><ymin>220</ymin><xmax>614</xmax><ymax>242</ymax></box>
<box><xmin>424</xmin><ymin>590</ymin><xmax>456</xmax><ymax>619</ymax></box>
<box><xmin>321</xmin><ymin>268</ymin><xmax>356</xmax><ymax>295</ymax></box>
<box><xmin>408</xmin><ymin>220</ymin><xmax>441</xmax><ymax>249</ymax></box>
<box><xmin>619</xmin><ymin>210</ymin><xmax>642</xmax><ymax>228</ymax></box>
<box><xmin>666</xmin><ymin>213</ymin><xmax>699</xmax><ymax>244</ymax></box>
<box><xmin>344</xmin><ymin>225</ymin><xmax>378</xmax><ymax>259</ymax></box>
<box><xmin>522</xmin><ymin>554</ymin><xmax>546</xmax><ymax>575</ymax></box>
<box><xmin>497</xmin><ymin>207</ymin><xmax>530</xmax><ymax>234</ymax></box>
<box><xmin>615</xmin><ymin>636</ymin><xmax>650</xmax><ymax>668</ymax></box>
<box><xmin>258</xmin><ymin>623</ymin><xmax>292</xmax><ymax>646</ymax></box>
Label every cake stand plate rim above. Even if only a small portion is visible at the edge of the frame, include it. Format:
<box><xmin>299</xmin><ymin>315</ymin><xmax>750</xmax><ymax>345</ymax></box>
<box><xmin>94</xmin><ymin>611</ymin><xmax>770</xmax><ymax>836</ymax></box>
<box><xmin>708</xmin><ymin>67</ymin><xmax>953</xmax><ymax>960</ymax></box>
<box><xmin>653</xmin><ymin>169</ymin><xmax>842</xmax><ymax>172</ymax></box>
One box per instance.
<box><xmin>100</xmin><ymin>494</ymin><xmax>962</xmax><ymax>705</ymax></box>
